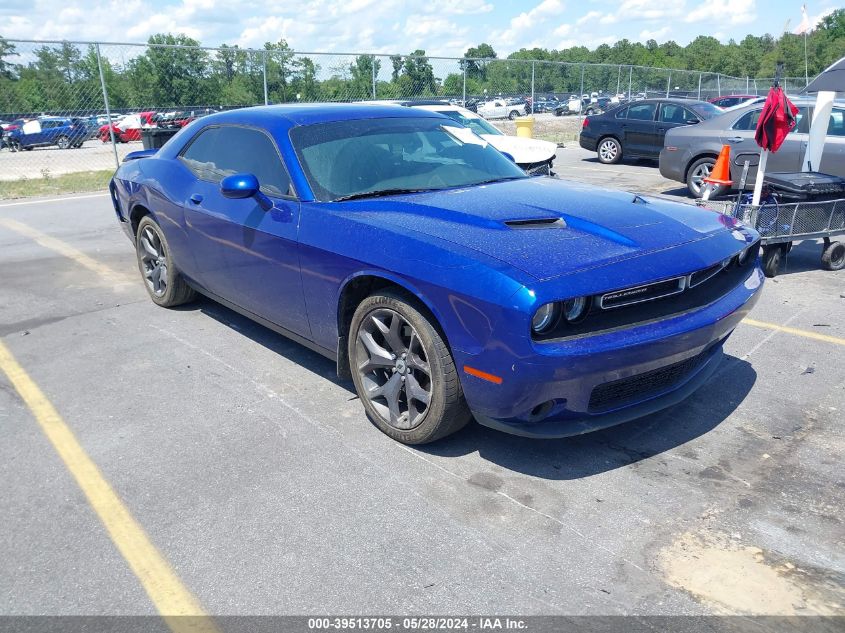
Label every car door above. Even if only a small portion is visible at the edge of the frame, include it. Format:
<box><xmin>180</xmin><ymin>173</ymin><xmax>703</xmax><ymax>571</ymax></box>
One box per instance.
<box><xmin>800</xmin><ymin>106</ymin><xmax>845</xmax><ymax>176</ymax></box>
<box><xmin>656</xmin><ymin>103</ymin><xmax>699</xmax><ymax>156</ymax></box>
<box><xmin>722</xmin><ymin>107</ymin><xmax>806</xmax><ymax>186</ymax></box>
<box><xmin>20</xmin><ymin>119</ymin><xmax>43</xmax><ymax>147</ymax></box>
<box><xmin>620</xmin><ymin>102</ymin><xmax>658</xmax><ymax>156</ymax></box>
<box><xmin>179</xmin><ymin>124</ymin><xmax>310</xmax><ymax>338</ymax></box>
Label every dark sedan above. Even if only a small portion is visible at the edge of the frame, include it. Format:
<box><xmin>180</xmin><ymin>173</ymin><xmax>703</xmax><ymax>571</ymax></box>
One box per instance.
<box><xmin>579</xmin><ymin>98</ymin><xmax>723</xmax><ymax>164</ymax></box>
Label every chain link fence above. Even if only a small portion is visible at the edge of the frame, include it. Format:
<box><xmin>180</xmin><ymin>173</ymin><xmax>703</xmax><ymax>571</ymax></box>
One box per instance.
<box><xmin>0</xmin><ymin>38</ymin><xmax>808</xmax><ymax>198</ymax></box>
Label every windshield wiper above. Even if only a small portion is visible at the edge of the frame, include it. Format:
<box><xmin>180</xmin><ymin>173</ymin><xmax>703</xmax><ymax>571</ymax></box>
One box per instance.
<box><xmin>332</xmin><ymin>188</ymin><xmax>433</xmax><ymax>202</ymax></box>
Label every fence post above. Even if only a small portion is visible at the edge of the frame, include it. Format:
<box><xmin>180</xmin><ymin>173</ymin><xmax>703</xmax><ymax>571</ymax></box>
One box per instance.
<box><xmin>716</xmin><ymin>73</ymin><xmax>721</xmax><ymax>97</ymax></box>
<box><xmin>746</xmin><ymin>76</ymin><xmax>749</xmax><ymax>93</ymax></box>
<box><xmin>371</xmin><ymin>55</ymin><xmax>377</xmax><ymax>99</ymax></box>
<box><xmin>95</xmin><ymin>44</ymin><xmax>119</xmax><ymax>169</ymax></box>
<box><xmin>530</xmin><ymin>61</ymin><xmax>535</xmax><ymax>114</ymax></box>
<box><xmin>462</xmin><ymin>65</ymin><xmax>466</xmax><ymax>106</ymax></box>
<box><xmin>262</xmin><ymin>50</ymin><xmax>269</xmax><ymax>105</ymax></box>
<box><xmin>628</xmin><ymin>65</ymin><xmax>633</xmax><ymax>99</ymax></box>
<box><xmin>616</xmin><ymin>65</ymin><xmax>621</xmax><ymax>96</ymax></box>
<box><xmin>579</xmin><ymin>63</ymin><xmax>585</xmax><ymax>122</ymax></box>
<box><xmin>666</xmin><ymin>71</ymin><xmax>671</xmax><ymax>98</ymax></box>
<box><xmin>697</xmin><ymin>73</ymin><xmax>702</xmax><ymax>100</ymax></box>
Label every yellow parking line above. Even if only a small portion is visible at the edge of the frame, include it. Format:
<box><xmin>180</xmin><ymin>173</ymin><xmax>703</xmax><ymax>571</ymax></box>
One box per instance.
<box><xmin>0</xmin><ymin>218</ymin><xmax>133</xmax><ymax>285</ymax></box>
<box><xmin>0</xmin><ymin>340</ymin><xmax>219</xmax><ymax>633</ymax></box>
<box><xmin>743</xmin><ymin>318</ymin><xmax>845</xmax><ymax>347</ymax></box>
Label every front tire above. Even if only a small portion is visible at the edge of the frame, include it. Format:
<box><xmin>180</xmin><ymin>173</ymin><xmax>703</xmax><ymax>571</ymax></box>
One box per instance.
<box><xmin>56</xmin><ymin>135</ymin><xmax>70</xmax><ymax>149</ymax></box>
<box><xmin>687</xmin><ymin>157</ymin><xmax>726</xmax><ymax>198</ymax></box>
<box><xmin>349</xmin><ymin>292</ymin><xmax>471</xmax><ymax>444</ymax></box>
<box><xmin>135</xmin><ymin>216</ymin><xmax>196</xmax><ymax>307</ymax></box>
<box><xmin>597</xmin><ymin>137</ymin><xmax>622</xmax><ymax>164</ymax></box>
<box><xmin>508</xmin><ymin>110</ymin><xmax>519</xmax><ymax>120</ymax></box>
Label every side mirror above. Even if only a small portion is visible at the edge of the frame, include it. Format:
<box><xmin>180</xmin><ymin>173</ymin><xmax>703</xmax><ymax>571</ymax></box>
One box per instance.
<box><xmin>686</xmin><ymin>119</ymin><xmax>700</xmax><ymax>125</ymax></box>
<box><xmin>220</xmin><ymin>173</ymin><xmax>260</xmax><ymax>199</ymax></box>
<box><xmin>500</xmin><ymin>151</ymin><xmax>516</xmax><ymax>163</ymax></box>
<box><xmin>220</xmin><ymin>173</ymin><xmax>273</xmax><ymax>211</ymax></box>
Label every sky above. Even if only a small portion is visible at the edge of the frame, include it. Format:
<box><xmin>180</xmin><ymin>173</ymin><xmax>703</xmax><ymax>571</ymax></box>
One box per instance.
<box><xmin>1</xmin><ymin>0</ymin><xmax>839</xmax><ymax>57</ymax></box>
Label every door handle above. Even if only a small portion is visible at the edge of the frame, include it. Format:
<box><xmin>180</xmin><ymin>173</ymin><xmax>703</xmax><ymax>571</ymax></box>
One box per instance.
<box><xmin>189</xmin><ymin>193</ymin><xmax>203</xmax><ymax>204</ymax></box>
<box><xmin>727</xmin><ymin>136</ymin><xmax>743</xmax><ymax>143</ymax></box>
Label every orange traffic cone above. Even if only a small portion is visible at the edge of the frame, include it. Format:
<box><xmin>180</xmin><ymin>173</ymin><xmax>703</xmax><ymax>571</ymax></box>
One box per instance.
<box><xmin>701</xmin><ymin>145</ymin><xmax>733</xmax><ymax>200</ymax></box>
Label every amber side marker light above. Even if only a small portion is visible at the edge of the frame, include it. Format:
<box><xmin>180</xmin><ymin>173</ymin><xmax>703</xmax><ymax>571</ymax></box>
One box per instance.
<box><xmin>463</xmin><ymin>365</ymin><xmax>503</xmax><ymax>384</ymax></box>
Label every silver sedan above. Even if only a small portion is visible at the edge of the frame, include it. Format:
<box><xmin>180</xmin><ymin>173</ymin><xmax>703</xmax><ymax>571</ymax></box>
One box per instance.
<box><xmin>659</xmin><ymin>97</ymin><xmax>845</xmax><ymax>197</ymax></box>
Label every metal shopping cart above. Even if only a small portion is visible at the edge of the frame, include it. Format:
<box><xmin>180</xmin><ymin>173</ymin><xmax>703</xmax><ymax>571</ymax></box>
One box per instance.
<box><xmin>698</xmin><ymin>193</ymin><xmax>845</xmax><ymax>277</ymax></box>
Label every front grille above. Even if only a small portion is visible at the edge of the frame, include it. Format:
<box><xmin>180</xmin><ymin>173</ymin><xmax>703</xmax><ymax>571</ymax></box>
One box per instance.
<box><xmin>599</xmin><ymin>276</ymin><xmax>685</xmax><ymax>309</ymax></box>
<box><xmin>588</xmin><ymin>348</ymin><xmax>712</xmax><ymax>412</ymax></box>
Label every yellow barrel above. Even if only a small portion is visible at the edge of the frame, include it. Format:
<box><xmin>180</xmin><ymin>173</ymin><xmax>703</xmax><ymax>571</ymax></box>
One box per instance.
<box><xmin>514</xmin><ymin>116</ymin><xmax>534</xmax><ymax>138</ymax></box>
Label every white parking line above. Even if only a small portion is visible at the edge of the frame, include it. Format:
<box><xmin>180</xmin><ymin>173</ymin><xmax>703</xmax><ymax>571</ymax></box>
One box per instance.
<box><xmin>0</xmin><ymin>192</ymin><xmax>109</xmax><ymax>209</ymax></box>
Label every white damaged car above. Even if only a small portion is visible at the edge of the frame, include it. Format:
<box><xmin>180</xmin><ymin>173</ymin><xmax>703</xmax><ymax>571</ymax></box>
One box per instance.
<box><xmin>406</xmin><ymin>103</ymin><xmax>558</xmax><ymax>175</ymax></box>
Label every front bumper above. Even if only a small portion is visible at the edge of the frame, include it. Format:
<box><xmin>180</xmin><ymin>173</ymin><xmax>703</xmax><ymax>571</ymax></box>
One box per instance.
<box><xmin>457</xmin><ymin>266</ymin><xmax>763</xmax><ymax>438</ymax></box>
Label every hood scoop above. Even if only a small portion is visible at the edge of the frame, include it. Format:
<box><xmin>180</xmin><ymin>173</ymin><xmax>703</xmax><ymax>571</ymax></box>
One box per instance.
<box><xmin>503</xmin><ymin>217</ymin><xmax>566</xmax><ymax>229</ymax></box>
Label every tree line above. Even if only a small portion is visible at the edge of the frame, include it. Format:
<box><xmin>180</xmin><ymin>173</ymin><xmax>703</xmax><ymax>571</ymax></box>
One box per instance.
<box><xmin>0</xmin><ymin>10</ymin><xmax>842</xmax><ymax>116</ymax></box>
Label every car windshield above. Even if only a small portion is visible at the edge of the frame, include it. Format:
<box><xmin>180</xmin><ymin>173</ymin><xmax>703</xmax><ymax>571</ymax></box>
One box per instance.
<box><xmin>435</xmin><ymin>110</ymin><xmax>503</xmax><ymax>136</ymax></box>
<box><xmin>290</xmin><ymin>117</ymin><xmax>527</xmax><ymax>202</ymax></box>
<box><xmin>689</xmin><ymin>102</ymin><xmax>723</xmax><ymax>120</ymax></box>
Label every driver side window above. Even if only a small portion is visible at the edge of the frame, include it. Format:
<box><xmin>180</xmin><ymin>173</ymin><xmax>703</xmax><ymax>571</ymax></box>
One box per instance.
<box><xmin>180</xmin><ymin>126</ymin><xmax>293</xmax><ymax>198</ymax></box>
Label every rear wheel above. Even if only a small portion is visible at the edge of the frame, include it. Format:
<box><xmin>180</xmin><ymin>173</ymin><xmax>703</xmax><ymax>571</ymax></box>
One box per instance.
<box><xmin>762</xmin><ymin>245</ymin><xmax>783</xmax><ymax>278</ymax></box>
<box><xmin>508</xmin><ymin>110</ymin><xmax>520</xmax><ymax>120</ymax></box>
<box><xmin>56</xmin><ymin>135</ymin><xmax>70</xmax><ymax>149</ymax></box>
<box><xmin>821</xmin><ymin>241</ymin><xmax>845</xmax><ymax>271</ymax></box>
<box><xmin>135</xmin><ymin>216</ymin><xmax>196</xmax><ymax>307</ymax></box>
<box><xmin>687</xmin><ymin>157</ymin><xmax>726</xmax><ymax>198</ymax></box>
<box><xmin>349</xmin><ymin>292</ymin><xmax>471</xmax><ymax>444</ymax></box>
<box><xmin>597</xmin><ymin>137</ymin><xmax>622</xmax><ymax>164</ymax></box>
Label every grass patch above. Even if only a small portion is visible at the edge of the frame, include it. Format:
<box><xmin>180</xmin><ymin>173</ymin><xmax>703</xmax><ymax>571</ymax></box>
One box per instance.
<box><xmin>0</xmin><ymin>170</ymin><xmax>113</xmax><ymax>200</ymax></box>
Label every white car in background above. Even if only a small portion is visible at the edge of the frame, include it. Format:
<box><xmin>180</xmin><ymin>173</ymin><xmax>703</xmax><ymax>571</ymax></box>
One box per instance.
<box><xmin>406</xmin><ymin>103</ymin><xmax>558</xmax><ymax>175</ymax></box>
<box><xmin>476</xmin><ymin>99</ymin><xmax>527</xmax><ymax>120</ymax></box>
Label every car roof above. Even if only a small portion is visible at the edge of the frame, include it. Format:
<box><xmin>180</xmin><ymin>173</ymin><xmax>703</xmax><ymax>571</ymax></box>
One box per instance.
<box><xmin>198</xmin><ymin>103</ymin><xmax>447</xmax><ymax>128</ymax></box>
<box><xmin>623</xmin><ymin>98</ymin><xmax>713</xmax><ymax>105</ymax></box>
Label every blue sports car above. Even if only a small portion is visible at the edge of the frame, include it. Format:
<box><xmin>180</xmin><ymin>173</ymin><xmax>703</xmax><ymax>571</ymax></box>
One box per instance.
<box><xmin>110</xmin><ymin>104</ymin><xmax>763</xmax><ymax>444</ymax></box>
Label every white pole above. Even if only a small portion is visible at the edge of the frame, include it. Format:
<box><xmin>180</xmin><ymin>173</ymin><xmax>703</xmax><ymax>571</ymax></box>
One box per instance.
<box><xmin>752</xmin><ymin>150</ymin><xmax>769</xmax><ymax>206</ymax></box>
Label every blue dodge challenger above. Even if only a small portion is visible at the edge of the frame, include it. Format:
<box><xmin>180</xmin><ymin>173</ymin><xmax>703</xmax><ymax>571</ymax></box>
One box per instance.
<box><xmin>110</xmin><ymin>104</ymin><xmax>763</xmax><ymax>444</ymax></box>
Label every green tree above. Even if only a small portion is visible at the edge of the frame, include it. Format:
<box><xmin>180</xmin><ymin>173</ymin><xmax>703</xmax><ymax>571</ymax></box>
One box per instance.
<box><xmin>401</xmin><ymin>50</ymin><xmax>436</xmax><ymax>95</ymax></box>
<box><xmin>460</xmin><ymin>43</ymin><xmax>497</xmax><ymax>80</ymax></box>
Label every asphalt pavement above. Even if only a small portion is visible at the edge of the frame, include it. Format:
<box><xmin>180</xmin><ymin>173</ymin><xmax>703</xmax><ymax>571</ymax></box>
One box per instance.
<box><xmin>1</xmin><ymin>154</ymin><xmax>843</xmax><ymax>622</ymax></box>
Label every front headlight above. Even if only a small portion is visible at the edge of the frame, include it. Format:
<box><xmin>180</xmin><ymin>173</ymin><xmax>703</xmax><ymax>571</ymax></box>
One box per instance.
<box><xmin>562</xmin><ymin>296</ymin><xmax>589</xmax><ymax>322</ymax></box>
<box><xmin>532</xmin><ymin>303</ymin><xmax>559</xmax><ymax>334</ymax></box>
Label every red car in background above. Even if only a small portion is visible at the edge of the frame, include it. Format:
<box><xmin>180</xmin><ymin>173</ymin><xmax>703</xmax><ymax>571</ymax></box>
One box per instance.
<box><xmin>153</xmin><ymin>109</ymin><xmax>218</xmax><ymax>129</ymax></box>
<box><xmin>99</xmin><ymin>111</ymin><xmax>156</xmax><ymax>143</ymax></box>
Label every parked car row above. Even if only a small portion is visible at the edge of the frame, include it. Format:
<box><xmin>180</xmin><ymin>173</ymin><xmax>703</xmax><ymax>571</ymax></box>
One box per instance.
<box><xmin>577</xmin><ymin>93</ymin><xmax>845</xmax><ymax>199</ymax></box>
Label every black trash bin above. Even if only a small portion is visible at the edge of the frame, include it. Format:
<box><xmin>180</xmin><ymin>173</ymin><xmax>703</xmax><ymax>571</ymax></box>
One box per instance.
<box><xmin>141</xmin><ymin>127</ymin><xmax>179</xmax><ymax>150</ymax></box>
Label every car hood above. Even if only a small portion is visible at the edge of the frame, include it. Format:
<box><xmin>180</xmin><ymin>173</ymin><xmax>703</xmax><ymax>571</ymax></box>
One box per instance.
<box><xmin>481</xmin><ymin>135</ymin><xmax>557</xmax><ymax>164</ymax></box>
<box><xmin>345</xmin><ymin>177</ymin><xmax>744</xmax><ymax>281</ymax></box>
